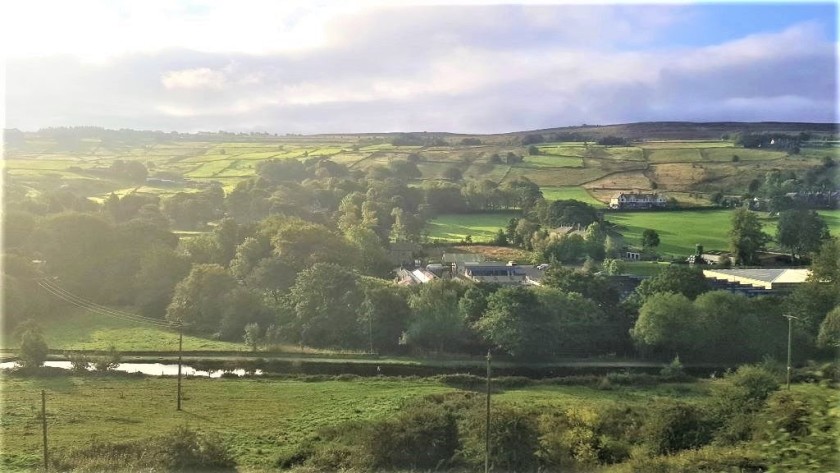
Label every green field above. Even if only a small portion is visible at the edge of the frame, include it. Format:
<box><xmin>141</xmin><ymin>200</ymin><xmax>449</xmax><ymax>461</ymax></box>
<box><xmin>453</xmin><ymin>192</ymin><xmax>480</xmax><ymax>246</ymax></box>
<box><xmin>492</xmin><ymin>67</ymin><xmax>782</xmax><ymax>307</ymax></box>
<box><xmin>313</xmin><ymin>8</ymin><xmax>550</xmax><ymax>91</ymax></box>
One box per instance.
<box><xmin>0</xmin><ymin>308</ymin><xmax>246</xmax><ymax>352</ymax></box>
<box><xmin>426</xmin><ymin>213</ymin><xmax>517</xmax><ymax>242</ymax></box>
<box><xmin>606</xmin><ymin>210</ymin><xmax>735</xmax><ymax>256</ymax></box>
<box><xmin>0</xmin><ymin>374</ymin><xmax>720</xmax><ymax>471</ymax></box>
<box><xmin>0</xmin><ymin>375</ymin><xmax>454</xmax><ymax>470</ymax></box>
<box><xmin>426</xmin><ymin>209</ymin><xmax>840</xmax><ymax>254</ymax></box>
<box><xmin>540</xmin><ymin>186</ymin><xmax>605</xmax><ymax>206</ymax></box>
<box><xmin>518</xmin><ymin>155</ymin><xmax>584</xmax><ymax>168</ymax></box>
<box><xmin>607</xmin><ymin>209</ymin><xmax>840</xmax><ymax>257</ymax></box>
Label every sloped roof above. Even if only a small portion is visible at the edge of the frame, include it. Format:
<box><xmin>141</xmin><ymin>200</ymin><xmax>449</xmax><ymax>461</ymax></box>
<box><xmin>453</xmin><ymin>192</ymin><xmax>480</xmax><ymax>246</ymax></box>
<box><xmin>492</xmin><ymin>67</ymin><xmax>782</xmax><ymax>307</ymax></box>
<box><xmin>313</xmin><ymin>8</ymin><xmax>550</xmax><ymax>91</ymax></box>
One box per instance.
<box><xmin>703</xmin><ymin>268</ymin><xmax>810</xmax><ymax>289</ymax></box>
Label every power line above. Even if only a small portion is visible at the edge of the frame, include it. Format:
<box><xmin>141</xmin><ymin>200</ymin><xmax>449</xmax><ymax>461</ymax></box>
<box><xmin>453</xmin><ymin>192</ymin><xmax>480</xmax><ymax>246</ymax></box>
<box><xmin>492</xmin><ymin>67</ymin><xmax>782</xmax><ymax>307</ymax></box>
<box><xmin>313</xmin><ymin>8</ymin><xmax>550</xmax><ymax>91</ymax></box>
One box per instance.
<box><xmin>37</xmin><ymin>280</ymin><xmax>174</xmax><ymax>328</ymax></box>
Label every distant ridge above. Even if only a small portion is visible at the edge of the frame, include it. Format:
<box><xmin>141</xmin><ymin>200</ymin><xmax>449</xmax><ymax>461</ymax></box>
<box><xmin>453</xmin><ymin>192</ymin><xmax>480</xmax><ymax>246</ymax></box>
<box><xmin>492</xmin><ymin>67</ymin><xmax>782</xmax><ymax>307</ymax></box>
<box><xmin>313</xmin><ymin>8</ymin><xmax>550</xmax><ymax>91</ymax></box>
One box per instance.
<box><xmin>7</xmin><ymin>121</ymin><xmax>838</xmax><ymax>143</ymax></box>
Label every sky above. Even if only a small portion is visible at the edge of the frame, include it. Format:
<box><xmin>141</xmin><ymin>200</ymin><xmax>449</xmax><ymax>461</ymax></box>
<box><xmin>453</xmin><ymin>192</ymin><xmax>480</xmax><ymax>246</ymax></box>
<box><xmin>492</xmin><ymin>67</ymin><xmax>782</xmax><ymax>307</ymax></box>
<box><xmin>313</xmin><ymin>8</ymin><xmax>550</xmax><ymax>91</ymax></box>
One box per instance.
<box><xmin>1</xmin><ymin>1</ymin><xmax>837</xmax><ymax>134</ymax></box>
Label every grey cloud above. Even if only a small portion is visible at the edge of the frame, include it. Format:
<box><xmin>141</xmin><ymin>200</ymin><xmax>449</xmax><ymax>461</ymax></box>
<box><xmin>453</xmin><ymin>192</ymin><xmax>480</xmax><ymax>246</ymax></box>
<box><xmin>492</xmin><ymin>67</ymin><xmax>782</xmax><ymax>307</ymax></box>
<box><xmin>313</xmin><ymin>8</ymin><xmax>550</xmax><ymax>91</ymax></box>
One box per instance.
<box><xmin>5</xmin><ymin>11</ymin><xmax>836</xmax><ymax>133</ymax></box>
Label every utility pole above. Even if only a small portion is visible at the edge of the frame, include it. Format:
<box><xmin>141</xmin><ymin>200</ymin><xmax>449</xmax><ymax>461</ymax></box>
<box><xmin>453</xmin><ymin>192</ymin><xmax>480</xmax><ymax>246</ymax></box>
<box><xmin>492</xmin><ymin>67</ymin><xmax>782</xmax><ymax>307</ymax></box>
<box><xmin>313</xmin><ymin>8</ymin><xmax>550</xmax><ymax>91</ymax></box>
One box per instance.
<box><xmin>783</xmin><ymin>314</ymin><xmax>798</xmax><ymax>390</ymax></box>
<box><xmin>41</xmin><ymin>390</ymin><xmax>48</xmax><ymax>472</ymax></box>
<box><xmin>485</xmin><ymin>350</ymin><xmax>491</xmax><ymax>473</ymax></box>
<box><xmin>177</xmin><ymin>326</ymin><xmax>183</xmax><ymax>411</ymax></box>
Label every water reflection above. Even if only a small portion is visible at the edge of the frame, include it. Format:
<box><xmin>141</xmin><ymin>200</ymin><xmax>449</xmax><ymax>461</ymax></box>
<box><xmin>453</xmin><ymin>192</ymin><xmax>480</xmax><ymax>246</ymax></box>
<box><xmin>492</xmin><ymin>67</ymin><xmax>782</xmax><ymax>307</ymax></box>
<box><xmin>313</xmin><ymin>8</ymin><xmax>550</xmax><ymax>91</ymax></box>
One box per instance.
<box><xmin>0</xmin><ymin>360</ymin><xmax>263</xmax><ymax>378</ymax></box>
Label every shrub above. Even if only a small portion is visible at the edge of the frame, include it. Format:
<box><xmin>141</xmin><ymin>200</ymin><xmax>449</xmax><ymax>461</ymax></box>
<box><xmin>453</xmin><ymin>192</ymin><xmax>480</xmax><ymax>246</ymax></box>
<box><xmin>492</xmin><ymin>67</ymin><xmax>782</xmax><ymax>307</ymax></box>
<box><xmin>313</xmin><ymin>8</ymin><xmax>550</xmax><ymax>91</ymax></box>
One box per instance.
<box><xmin>660</xmin><ymin>355</ymin><xmax>687</xmax><ymax>380</ymax></box>
<box><xmin>759</xmin><ymin>388</ymin><xmax>839</xmax><ymax>472</ymax></box>
<box><xmin>362</xmin><ymin>401</ymin><xmax>460</xmax><ymax>470</ymax></box>
<box><xmin>92</xmin><ymin>346</ymin><xmax>122</xmax><ymax>372</ymax></box>
<box><xmin>642</xmin><ymin>400</ymin><xmax>714</xmax><ymax>455</ymax></box>
<box><xmin>65</xmin><ymin>351</ymin><xmax>91</xmax><ymax>373</ymax></box>
<box><xmin>16</xmin><ymin>320</ymin><xmax>48</xmax><ymax>369</ymax></box>
<box><xmin>52</xmin><ymin>426</ymin><xmax>235</xmax><ymax>472</ymax></box>
<box><xmin>538</xmin><ymin>407</ymin><xmax>601</xmax><ymax>470</ymax></box>
<box><xmin>458</xmin><ymin>404</ymin><xmax>540</xmax><ymax>471</ymax></box>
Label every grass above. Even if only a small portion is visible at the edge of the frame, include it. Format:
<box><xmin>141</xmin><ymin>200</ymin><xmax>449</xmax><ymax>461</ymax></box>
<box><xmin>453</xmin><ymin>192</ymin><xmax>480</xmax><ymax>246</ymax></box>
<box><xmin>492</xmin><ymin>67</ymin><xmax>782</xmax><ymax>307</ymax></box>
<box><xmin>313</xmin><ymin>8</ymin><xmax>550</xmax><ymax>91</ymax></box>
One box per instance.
<box><xmin>0</xmin><ymin>375</ymin><xmax>456</xmax><ymax>471</ymax></box>
<box><xmin>647</xmin><ymin>148</ymin><xmax>703</xmax><ymax>163</ymax></box>
<box><xmin>540</xmin><ymin>186</ymin><xmax>605</xmax><ymax>206</ymax></box>
<box><xmin>518</xmin><ymin>155</ymin><xmax>584</xmax><ymax>168</ymax></box>
<box><xmin>818</xmin><ymin>209</ymin><xmax>840</xmax><ymax>236</ymax></box>
<box><xmin>606</xmin><ymin>210</ymin><xmax>736</xmax><ymax>256</ymax></box>
<box><xmin>0</xmin><ymin>308</ymin><xmax>246</xmax><ymax>352</ymax></box>
<box><xmin>620</xmin><ymin>261</ymin><xmax>671</xmax><ymax>277</ymax></box>
<box><xmin>426</xmin><ymin>213</ymin><xmax>518</xmax><ymax>242</ymax></box>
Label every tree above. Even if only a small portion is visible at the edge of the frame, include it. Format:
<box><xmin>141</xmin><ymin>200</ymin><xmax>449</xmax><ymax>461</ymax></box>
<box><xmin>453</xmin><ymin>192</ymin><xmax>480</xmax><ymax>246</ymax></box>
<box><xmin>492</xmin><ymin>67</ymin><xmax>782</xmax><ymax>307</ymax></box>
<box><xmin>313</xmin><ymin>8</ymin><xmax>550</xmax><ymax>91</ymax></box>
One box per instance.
<box><xmin>633</xmin><ymin>265</ymin><xmax>709</xmax><ymax>303</ymax></box>
<box><xmin>729</xmin><ymin>208</ymin><xmax>770</xmax><ymax>265</ymax></box>
<box><xmin>492</xmin><ymin>229</ymin><xmax>508</xmax><ymax>246</ymax></box>
<box><xmin>475</xmin><ymin>286</ymin><xmax>545</xmax><ymax>359</ymax></box>
<box><xmin>541</xmin><ymin>200</ymin><xmax>599</xmax><ymax>228</ymax></box>
<box><xmin>16</xmin><ymin>320</ymin><xmax>48</xmax><ymax>369</ymax></box>
<box><xmin>165</xmin><ymin>264</ymin><xmax>238</xmax><ymax>334</ymax></box>
<box><xmin>777</xmin><ymin>209</ymin><xmax>829</xmax><ymax>261</ymax></box>
<box><xmin>817</xmin><ymin>306</ymin><xmax>840</xmax><ymax>348</ymax></box>
<box><xmin>405</xmin><ymin>280</ymin><xmax>465</xmax><ymax>353</ymax></box>
<box><xmin>285</xmin><ymin>263</ymin><xmax>365</xmax><ymax>349</ymax></box>
<box><xmin>641</xmin><ymin>229</ymin><xmax>660</xmax><ymax>251</ymax></box>
<box><xmin>243</xmin><ymin>323</ymin><xmax>261</xmax><ymax>351</ymax></box>
<box><xmin>693</xmin><ymin>291</ymin><xmax>762</xmax><ymax>362</ymax></box>
<box><xmin>359</xmin><ymin>280</ymin><xmax>412</xmax><ymax>353</ymax></box>
<box><xmin>631</xmin><ymin>292</ymin><xmax>698</xmax><ymax>356</ymax></box>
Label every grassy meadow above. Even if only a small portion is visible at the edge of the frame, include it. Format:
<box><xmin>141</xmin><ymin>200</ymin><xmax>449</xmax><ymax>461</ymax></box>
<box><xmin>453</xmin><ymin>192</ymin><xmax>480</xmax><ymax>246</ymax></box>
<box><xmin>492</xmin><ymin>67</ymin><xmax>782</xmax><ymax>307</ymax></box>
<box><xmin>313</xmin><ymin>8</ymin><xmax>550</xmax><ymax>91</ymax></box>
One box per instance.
<box><xmin>0</xmin><ymin>308</ymin><xmax>246</xmax><ymax>352</ymax></box>
<box><xmin>425</xmin><ymin>212</ymin><xmax>518</xmax><ymax>242</ymax></box>
<box><xmin>0</xmin><ymin>375</ymin><xmax>455</xmax><ymax>471</ymax></box>
<box><xmin>0</xmin><ymin>373</ymin><xmax>720</xmax><ymax>471</ymax></box>
<box><xmin>426</xmin><ymin>209</ymin><xmax>840</xmax><ymax>257</ymax></box>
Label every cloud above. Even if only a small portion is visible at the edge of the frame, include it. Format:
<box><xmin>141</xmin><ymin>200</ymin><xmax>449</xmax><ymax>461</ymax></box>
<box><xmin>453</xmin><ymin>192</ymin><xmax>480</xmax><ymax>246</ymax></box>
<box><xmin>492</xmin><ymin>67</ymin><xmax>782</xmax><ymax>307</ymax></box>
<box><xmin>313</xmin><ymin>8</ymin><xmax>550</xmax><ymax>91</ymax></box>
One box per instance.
<box><xmin>4</xmin><ymin>5</ymin><xmax>837</xmax><ymax>133</ymax></box>
<box><xmin>161</xmin><ymin>68</ymin><xmax>227</xmax><ymax>90</ymax></box>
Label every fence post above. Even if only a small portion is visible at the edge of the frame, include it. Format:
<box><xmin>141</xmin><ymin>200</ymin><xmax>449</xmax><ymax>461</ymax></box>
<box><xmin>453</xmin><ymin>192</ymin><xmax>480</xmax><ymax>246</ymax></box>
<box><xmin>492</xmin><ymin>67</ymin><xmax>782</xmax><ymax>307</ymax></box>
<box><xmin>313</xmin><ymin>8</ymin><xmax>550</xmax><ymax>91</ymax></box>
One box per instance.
<box><xmin>42</xmin><ymin>390</ymin><xmax>48</xmax><ymax>471</ymax></box>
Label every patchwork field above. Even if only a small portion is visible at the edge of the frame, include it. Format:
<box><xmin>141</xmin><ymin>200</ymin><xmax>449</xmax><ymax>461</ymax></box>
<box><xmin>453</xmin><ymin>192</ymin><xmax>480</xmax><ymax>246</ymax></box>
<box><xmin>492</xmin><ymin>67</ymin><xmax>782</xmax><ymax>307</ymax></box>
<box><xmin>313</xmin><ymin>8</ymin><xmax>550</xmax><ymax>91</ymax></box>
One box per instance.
<box><xmin>7</xmin><ymin>134</ymin><xmax>829</xmax><ymax>207</ymax></box>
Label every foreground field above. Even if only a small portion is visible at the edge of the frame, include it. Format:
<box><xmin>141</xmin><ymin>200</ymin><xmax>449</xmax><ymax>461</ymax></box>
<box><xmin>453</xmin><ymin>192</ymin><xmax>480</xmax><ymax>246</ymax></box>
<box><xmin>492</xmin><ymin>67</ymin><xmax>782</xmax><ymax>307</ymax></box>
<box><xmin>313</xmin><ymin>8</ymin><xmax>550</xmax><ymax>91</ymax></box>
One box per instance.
<box><xmin>0</xmin><ymin>374</ymin><xmax>710</xmax><ymax>471</ymax></box>
<box><xmin>0</xmin><ymin>375</ymin><xmax>454</xmax><ymax>471</ymax></box>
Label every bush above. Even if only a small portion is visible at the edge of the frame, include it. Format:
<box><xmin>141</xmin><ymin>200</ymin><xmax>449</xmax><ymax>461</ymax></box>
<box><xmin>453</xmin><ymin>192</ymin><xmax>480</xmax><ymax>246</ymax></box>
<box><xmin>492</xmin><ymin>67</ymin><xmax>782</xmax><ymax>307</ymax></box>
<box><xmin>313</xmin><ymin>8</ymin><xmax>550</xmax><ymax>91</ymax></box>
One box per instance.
<box><xmin>458</xmin><ymin>404</ymin><xmax>540</xmax><ymax>471</ymax></box>
<box><xmin>16</xmin><ymin>320</ymin><xmax>48</xmax><ymax>369</ymax></box>
<box><xmin>660</xmin><ymin>356</ymin><xmax>689</xmax><ymax>381</ymax></box>
<box><xmin>538</xmin><ymin>407</ymin><xmax>601</xmax><ymax>470</ymax></box>
<box><xmin>362</xmin><ymin>400</ymin><xmax>460</xmax><ymax>470</ymax></box>
<box><xmin>92</xmin><ymin>346</ymin><xmax>122</xmax><ymax>372</ymax></box>
<box><xmin>65</xmin><ymin>351</ymin><xmax>91</xmax><ymax>373</ymax></box>
<box><xmin>52</xmin><ymin>426</ymin><xmax>235</xmax><ymax>472</ymax></box>
<box><xmin>642</xmin><ymin>400</ymin><xmax>714</xmax><ymax>455</ymax></box>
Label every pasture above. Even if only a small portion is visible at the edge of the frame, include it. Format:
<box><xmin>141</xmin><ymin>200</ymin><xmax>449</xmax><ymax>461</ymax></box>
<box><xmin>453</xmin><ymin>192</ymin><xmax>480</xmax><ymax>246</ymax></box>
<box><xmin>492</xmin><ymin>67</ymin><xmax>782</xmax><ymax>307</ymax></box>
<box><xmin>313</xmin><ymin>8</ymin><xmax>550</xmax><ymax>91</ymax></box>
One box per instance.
<box><xmin>540</xmin><ymin>186</ymin><xmax>605</xmax><ymax>206</ymax></box>
<box><xmin>426</xmin><ymin>212</ymin><xmax>518</xmax><ymax>242</ymax></box>
<box><xmin>606</xmin><ymin>210</ymin><xmax>737</xmax><ymax>256</ymax></box>
<box><xmin>0</xmin><ymin>373</ymin><xmax>716</xmax><ymax>471</ymax></box>
<box><xmin>425</xmin><ymin>209</ymin><xmax>840</xmax><ymax>258</ymax></box>
<box><xmin>0</xmin><ymin>308</ymin><xmax>246</xmax><ymax>352</ymax></box>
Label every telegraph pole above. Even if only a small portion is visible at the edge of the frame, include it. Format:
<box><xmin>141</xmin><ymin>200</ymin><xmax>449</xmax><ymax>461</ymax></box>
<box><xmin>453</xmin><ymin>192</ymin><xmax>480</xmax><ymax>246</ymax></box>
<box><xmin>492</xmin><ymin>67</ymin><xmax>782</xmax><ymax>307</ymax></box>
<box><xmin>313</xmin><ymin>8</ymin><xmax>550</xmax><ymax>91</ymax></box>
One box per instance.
<box><xmin>485</xmin><ymin>350</ymin><xmax>491</xmax><ymax>473</ymax></box>
<box><xmin>41</xmin><ymin>390</ymin><xmax>48</xmax><ymax>471</ymax></box>
<box><xmin>177</xmin><ymin>325</ymin><xmax>183</xmax><ymax>410</ymax></box>
<box><xmin>783</xmin><ymin>314</ymin><xmax>798</xmax><ymax>390</ymax></box>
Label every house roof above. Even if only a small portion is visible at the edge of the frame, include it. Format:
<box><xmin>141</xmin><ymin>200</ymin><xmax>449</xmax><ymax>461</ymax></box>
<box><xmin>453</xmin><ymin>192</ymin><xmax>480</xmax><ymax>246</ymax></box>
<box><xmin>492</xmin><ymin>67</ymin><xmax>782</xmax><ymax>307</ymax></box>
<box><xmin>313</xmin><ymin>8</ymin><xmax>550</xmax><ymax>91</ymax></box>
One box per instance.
<box><xmin>703</xmin><ymin>268</ymin><xmax>810</xmax><ymax>290</ymax></box>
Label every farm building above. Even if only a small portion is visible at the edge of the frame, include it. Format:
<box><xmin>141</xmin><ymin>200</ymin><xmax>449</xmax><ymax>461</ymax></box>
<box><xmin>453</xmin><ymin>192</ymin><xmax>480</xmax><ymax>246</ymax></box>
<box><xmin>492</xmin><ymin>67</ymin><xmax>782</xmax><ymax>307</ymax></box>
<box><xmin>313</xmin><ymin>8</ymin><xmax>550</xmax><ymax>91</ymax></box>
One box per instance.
<box><xmin>702</xmin><ymin>268</ymin><xmax>810</xmax><ymax>296</ymax></box>
<box><xmin>609</xmin><ymin>192</ymin><xmax>667</xmax><ymax>210</ymax></box>
<box><xmin>395</xmin><ymin>268</ymin><xmax>439</xmax><ymax>285</ymax></box>
<box><xmin>459</xmin><ymin>262</ymin><xmax>545</xmax><ymax>286</ymax></box>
